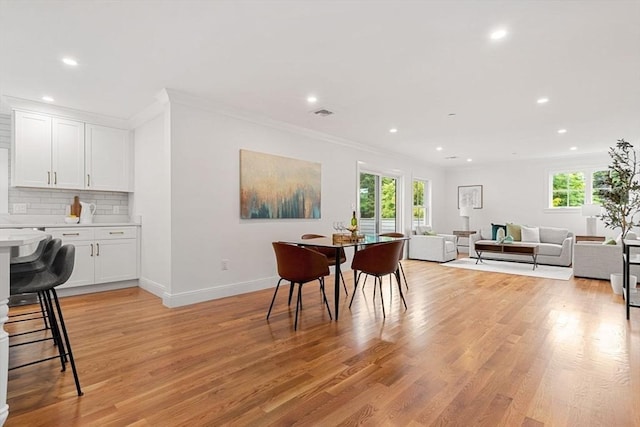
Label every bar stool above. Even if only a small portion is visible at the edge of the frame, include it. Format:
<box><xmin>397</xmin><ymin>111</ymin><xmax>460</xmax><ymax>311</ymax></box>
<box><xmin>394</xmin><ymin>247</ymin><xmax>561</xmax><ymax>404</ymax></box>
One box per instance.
<box><xmin>9</xmin><ymin>244</ymin><xmax>83</xmax><ymax>396</ymax></box>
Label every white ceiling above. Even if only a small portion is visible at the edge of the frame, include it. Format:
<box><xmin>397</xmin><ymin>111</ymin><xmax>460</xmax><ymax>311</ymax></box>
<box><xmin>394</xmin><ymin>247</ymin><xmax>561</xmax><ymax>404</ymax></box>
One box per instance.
<box><xmin>1</xmin><ymin>0</ymin><xmax>638</xmax><ymax>167</ymax></box>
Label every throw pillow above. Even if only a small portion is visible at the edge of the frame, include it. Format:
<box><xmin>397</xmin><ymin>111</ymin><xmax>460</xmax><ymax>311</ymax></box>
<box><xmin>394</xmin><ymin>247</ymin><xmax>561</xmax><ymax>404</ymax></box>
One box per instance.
<box><xmin>506</xmin><ymin>223</ymin><xmax>522</xmax><ymax>241</ymax></box>
<box><xmin>415</xmin><ymin>225</ymin><xmax>431</xmax><ymax>235</ymax></box>
<box><xmin>521</xmin><ymin>226</ymin><xmax>540</xmax><ymax>243</ymax></box>
<box><xmin>603</xmin><ymin>238</ymin><xmax>617</xmax><ymax>245</ymax></box>
<box><xmin>491</xmin><ymin>223</ymin><xmax>507</xmax><ymax>240</ymax></box>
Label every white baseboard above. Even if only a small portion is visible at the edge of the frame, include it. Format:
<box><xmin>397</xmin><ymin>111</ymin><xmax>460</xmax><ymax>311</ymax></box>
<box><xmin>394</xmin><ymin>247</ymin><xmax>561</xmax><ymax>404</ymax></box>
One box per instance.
<box><xmin>138</xmin><ymin>277</ymin><xmax>166</xmax><ymax>299</ymax></box>
<box><xmin>162</xmin><ymin>276</ymin><xmax>277</xmax><ymax>308</ymax></box>
<box><xmin>57</xmin><ymin>279</ymin><xmax>138</xmax><ymax>298</ymax></box>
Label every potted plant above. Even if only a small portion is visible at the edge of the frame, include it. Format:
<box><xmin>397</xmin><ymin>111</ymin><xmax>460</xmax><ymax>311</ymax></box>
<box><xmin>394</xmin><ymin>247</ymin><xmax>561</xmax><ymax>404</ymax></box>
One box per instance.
<box><xmin>598</xmin><ymin>138</ymin><xmax>640</xmax><ymax>293</ymax></box>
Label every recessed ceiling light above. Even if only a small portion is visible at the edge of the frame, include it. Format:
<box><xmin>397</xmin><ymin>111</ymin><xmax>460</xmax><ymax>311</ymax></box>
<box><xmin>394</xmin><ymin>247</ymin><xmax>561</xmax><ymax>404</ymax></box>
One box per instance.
<box><xmin>466</xmin><ymin>158</ymin><xmax>473</xmax><ymax>162</ymax></box>
<box><xmin>436</xmin><ymin>146</ymin><xmax>443</xmax><ymax>151</ymax></box>
<box><xmin>41</xmin><ymin>96</ymin><xmax>54</xmax><ymax>102</ymax></box>
<box><xmin>557</xmin><ymin>129</ymin><xmax>567</xmax><ymax>134</ymax></box>
<box><xmin>62</xmin><ymin>57</ymin><xmax>78</xmax><ymax>66</ymax></box>
<box><xmin>490</xmin><ymin>29</ymin><xmax>507</xmax><ymax>40</ymax></box>
<box><xmin>306</xmin><ymin>95</ymin><xmax>317</xmax><ymax>103</ymax></box>
<box><xmin>537</xmin><ymin>97</ymin><xmax>549</xmax><ymax>104</ymax></box>
<box><xmin>570</xmin><ymin>146</ymin><xmax>578</xmax><ymax>151</ymax></box>
<box><xmin>389</xmin><ymin>128</ymin><xmax>398</xmax><ymax>133</ymax></box>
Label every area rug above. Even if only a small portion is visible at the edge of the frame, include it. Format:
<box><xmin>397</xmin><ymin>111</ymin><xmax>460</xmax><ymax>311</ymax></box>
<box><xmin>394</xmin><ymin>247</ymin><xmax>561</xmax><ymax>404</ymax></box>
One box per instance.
<box><xmin>442</xmin><ymin>257</ymin><xmax>573</xmax><ymax>280</ymax></box>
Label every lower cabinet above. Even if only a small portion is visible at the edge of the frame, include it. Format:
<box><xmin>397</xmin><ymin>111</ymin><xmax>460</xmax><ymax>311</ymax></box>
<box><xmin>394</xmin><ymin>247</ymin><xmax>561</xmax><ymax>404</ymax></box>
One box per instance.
<box><xmin>45</xmin><ymin>226</ymin><xmax>139</xmax><ymax>289</ymax></box>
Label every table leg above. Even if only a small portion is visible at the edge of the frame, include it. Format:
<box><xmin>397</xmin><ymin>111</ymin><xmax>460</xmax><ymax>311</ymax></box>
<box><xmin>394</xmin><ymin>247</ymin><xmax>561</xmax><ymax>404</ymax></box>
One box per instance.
<box><xmin>475</xmin><ymin>251</ymin><xmax>484</xmax><ymax>264</ymax></box>
<box><xmin>532</xmin><ymin>254</ymin><xmax>537</xmax><ymax>270</ymax></box>
<box><xmin>334</xmin><ymin>247</ymin><xmax>341</xmax><ymax>320</ymax></box>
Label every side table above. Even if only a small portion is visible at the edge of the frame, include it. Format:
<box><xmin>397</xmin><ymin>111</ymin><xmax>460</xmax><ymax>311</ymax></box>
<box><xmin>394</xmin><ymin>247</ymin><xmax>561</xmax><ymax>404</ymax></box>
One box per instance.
<box><xmin>575</xmin><ymin>235</ymin><xmax>606</xmax><ymax>243</ymax></box>
<box><xmin>453</xmin><ymin>230</ymin><xmax>476</xmax><ymax>254</ymax></box>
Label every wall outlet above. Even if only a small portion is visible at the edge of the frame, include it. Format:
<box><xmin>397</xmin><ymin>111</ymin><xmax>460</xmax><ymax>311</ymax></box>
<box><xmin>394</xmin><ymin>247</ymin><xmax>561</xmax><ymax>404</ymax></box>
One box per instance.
<box><xmin>112</xmin><ymin>205</ymin><xmax>120</xmax><ymax>214</ymax></box>
<box><xmin>13</xmin><ymin>203</ymin><xmax>27</xmax><ymax>214</ymax></box>
<box><xmin>221</xmin><ymin>259</ymin><xmax>229</xmax><ymax>270</ymax></box>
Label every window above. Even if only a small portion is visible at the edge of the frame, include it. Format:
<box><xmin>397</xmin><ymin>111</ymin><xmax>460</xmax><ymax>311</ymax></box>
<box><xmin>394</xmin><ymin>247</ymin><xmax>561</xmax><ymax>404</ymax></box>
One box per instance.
<box><xmin>359</xmin><ymin>171</ymin><xmax>400</xmax><ymax>234</ymax></box>
<box><xmin>549</xmin><ymin>168</ymin><xmax>608</xmax><ymax>208</ymax></box>
<box><xmin>412</xmin><ymin>179</ymin><xmax>430</xmax><ymax>228</ymax></box>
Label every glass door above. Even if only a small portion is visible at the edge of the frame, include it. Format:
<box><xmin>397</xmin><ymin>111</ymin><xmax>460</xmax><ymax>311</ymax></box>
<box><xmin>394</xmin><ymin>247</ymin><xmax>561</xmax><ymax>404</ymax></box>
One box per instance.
<box><xmin>359</xmin><ymin>172</ymin><xmax>399</xmax><ymax>234</ymax></box>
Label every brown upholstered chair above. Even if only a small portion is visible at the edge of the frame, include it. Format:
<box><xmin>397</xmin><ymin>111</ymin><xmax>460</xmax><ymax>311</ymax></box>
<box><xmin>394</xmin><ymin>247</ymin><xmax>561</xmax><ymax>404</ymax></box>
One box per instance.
<box><xmin>268</xmin><ymin>242</ymin><xmax>332</xmax><ymax>330</ymax></box>
<box><xmin>301</xmin><ymin>234</ymin><xmax>348</xmax><ymax>295</ymax></box>
<box><xmin>379</xmin><ymin>232</ymin><xmax>408</xmax><ymax>289</ymax></box>
<box><xmin>349</xmin><ymin>240</ymin><xmax>407</xmax><ymax>318</ymax></box>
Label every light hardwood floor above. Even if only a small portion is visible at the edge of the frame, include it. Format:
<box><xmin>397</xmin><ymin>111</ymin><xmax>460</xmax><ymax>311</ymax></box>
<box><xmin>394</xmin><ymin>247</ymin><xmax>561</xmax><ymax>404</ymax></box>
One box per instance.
<box><xmin>6</xmin><ymin>259</ymin><xmax>640</xmax><ymax>426</ymax></box>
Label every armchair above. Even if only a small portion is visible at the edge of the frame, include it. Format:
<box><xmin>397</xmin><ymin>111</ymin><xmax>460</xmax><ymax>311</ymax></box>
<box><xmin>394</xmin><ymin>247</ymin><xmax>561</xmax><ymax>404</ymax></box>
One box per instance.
<box><xmin>408</xmin><ymin>233</ymin><xmax>457</xmax><ymax>262</ymax></box>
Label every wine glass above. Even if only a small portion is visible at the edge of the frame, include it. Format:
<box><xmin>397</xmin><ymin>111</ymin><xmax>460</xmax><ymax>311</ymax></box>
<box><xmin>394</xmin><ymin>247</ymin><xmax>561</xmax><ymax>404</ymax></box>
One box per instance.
<box><xmin>333</xmin><ymin>221</ymin><xmax>340</xmax><ymax>233</ymax></box>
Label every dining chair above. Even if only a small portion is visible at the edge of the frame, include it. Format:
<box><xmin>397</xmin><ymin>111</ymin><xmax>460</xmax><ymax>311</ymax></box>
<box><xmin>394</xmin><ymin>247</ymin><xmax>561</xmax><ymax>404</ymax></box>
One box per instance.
<box><xmin>301</xmin><ymin>233</ymin><xmax>348</xmax><ymax>295</ymax></box>
<box><xmin>268</xmin><ymin>242</ymin><xmax>332</xmax><ymax>330</ymax></box>
<box><xmin>379</xmin><ymin>232</ymin><xmax>409</xmax><ymax>289</ymax></box>
<box><xmin>9</xmin><ymin>244</ymin><xmax>83</xmax><ymax>396</ymax></box>
<box><xmin>349</xmin><ymin>240</ymin><xmax>406</xmax><ymax>318</ymax></box>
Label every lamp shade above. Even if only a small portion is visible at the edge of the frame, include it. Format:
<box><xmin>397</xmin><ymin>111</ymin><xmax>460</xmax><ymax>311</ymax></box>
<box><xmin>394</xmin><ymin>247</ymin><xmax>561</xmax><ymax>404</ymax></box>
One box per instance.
<box><xmin>459</xmin><ymin>206</ymin><xmax>473</xmax><ymax>218</ymax></box>
<box><xmin>581</xmin><ymin>203</ymin><xmax>602</xmax><ymax>217</ymax></box>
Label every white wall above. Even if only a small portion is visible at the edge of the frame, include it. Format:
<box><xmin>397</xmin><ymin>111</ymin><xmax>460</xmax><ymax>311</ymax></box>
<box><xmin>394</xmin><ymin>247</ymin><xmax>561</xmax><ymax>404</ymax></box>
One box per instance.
<box><xmin>131</xmin><ymin>110</ymin><xmax>172</xmax><ymax>297</ymax></box>
<box><xmin>443</xmin><ymin>152</ymin><xmax>613</xmax><ymax>237</ymax></box>
<box><xmin>146</xmin><ymin>91</ymin><xmax>445</xmax><ymax>307</ymax></box>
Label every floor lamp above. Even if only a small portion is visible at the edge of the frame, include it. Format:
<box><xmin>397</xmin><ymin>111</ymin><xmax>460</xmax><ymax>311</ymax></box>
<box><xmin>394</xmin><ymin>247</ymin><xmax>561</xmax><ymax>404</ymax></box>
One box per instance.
<box><xmin>459</xmin><ymin>206</ymin><xmax>472</xmax><ymax>231</ymax></box>
<box><xmin>581</xmin><ymin>203</ymin><xmax>602</xmax><ymax>236</ymax></box>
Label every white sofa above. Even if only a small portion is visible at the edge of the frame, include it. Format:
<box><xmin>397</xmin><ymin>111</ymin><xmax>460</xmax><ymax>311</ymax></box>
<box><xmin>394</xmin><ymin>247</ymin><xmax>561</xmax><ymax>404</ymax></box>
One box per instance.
<box><xmin>408</xmin><ymin>232</ymin><xmax>457</xmax><ymax>262</ymax></box>
<box><xmin>573</xmin><ymin>241</ymin><xmax>640</xmax><ymax>279</ymax></box>
<box><xmin>469</xmin><ymin>225</ymin><xmax>574</xmax><ymax>267</ymax></box>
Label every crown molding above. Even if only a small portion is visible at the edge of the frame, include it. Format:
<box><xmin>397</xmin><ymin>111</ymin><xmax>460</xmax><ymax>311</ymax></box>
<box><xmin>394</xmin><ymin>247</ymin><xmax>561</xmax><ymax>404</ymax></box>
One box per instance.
<box><xmin>2</xmin><ymin>95</ymin><xmax>130</xmax><ymax>129</ymax></box>
<box><xmin>128</xmin><ymin>89</ymin><xmax>170</xmax><ymax>129</ymax></box>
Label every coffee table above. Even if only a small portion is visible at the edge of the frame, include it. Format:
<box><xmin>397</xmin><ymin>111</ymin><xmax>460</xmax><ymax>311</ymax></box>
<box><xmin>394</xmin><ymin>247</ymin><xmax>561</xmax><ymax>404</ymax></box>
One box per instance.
<box><xmin>474</xmin><ymin>241</ymin><xmax>539</xmax><ymax>270</ymax></box>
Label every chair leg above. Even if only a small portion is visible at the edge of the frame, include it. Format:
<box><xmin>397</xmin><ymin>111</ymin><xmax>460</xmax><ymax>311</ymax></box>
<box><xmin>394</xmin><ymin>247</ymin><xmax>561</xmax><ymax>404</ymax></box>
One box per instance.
<box><xmin>349</xmin><ymin>272</ymin><xmax>362</xmax><ymax>309</ymax></box>
<box><xmin>294</xmin><ymin>283</ymin><xmax>302</xmax><ymax>331</ymax></box>
<box><xmin>377</xmin><ymin>277</ymin><xmax>386</xmax><ymax>318</ymax></box>
<box><xmin>267</xmin><ymin>278</ymin><xmax>284</xmax><ymax>320</ymax></box>
<box><xmin>50</xmin><ymin>289</ymin><xmax>83</xmax><ymax>396</ymax></box>
<box><xmin>38</xmin><ymin>293</ymin><xmax>50</xmax><ymax>330</ymax></box>
<box><xmin>339</xmin><ymin>271</ymin><xmax>348</xmax><ymax>296</ymax></box>
<box><xmin>361</xmin><ymin>274</ymin><xmax>369</xmax><ymax>292</ymax></box>
<box><xmin>319</xmin><ymin>278</ymin><xmax>333</xmax><ymax>320</ymax></box>
<box><xmin>395</xmin><ymin>270</ymin><xmax>408</xmax><ymax>310</ymax></box>
<box><xmin>287</xmin><ymin>281</ymin><xmax>295</xmax><ymax>306</ymax></box>
<box><xmin>399</xmin><ymin>261</ymin><xmax>408</xmax><ymax>290</ymax></box>
<box><xmin>41</xmin><ymin>290</ymin><xmax>67</xmax><ymax>370</ymax></box>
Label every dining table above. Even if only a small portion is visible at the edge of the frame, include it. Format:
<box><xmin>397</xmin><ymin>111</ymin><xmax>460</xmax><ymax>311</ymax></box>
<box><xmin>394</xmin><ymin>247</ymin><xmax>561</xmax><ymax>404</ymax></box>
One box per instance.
<box><xmin>0</xmin><ymin>228</ymin><xmax>50</xmax><ymax>426</ymax></box>
<box><xmin>281</xmin><ymin>234</ymin><xmax>409</xmax><ymax>320</ymax></box>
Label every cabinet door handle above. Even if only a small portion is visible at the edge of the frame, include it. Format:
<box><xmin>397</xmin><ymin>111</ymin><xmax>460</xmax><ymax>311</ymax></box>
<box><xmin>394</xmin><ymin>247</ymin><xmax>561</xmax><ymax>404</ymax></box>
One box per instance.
<box><xmin>109</xmin><ymin>231</ymin><xmax>124</xmax><ymax>235</ymax></box>
<box><xmin>62</xmin><ymin>233</ymin><xmax>80</xmax><ymax>236</ymax></box>
<box><xmin>54</xmin><ymin>171</ymin><xmax>57</xmax><ymax>185</ymax></box>
<box><xmin>87</xmin><ymin>174</ymin><xmax>91</xmax><ymax>187</ymax></box>
<box><xmin>90</xmin><ymin>243</ymin><xmax>94</xmax><ymax>257</ymax></box>
<box><xmin>47</xmin><ymin>171</ymin><xmax>51</xmax><ymax>185</ymax></box>
<box><xmin>96</xmin><ymin>243</ymin><xmax>100</xmax><ymax>256</ymax></box>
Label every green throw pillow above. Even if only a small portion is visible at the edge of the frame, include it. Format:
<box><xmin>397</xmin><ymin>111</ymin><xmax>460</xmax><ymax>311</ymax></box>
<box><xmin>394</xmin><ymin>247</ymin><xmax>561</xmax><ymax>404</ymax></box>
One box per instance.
<box><xmin>424</xmin><ymin>230</ymin><xmax>437</xmax><ymax>236</ymax></box>
<box><xmin>506</xmin><ymin>223</ymin><xmax>522</xmax><ymax>241</ymax></box>
<box><xmin>603</xmin><ymin>238</ymin><xmax>617</xmax><ymax>245</ymax></box>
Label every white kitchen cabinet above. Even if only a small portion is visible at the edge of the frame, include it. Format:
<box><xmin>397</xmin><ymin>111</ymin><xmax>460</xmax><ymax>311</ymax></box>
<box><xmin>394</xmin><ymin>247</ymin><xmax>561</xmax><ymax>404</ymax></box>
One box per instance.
<box><xmin>12</xmin><ymin>110</ymin><xmax>132</xmax><ymax>192</ymax></box>
<box><xmin>85</xmin><ymin>124</ymin><xmax>132</xmax><ymax>192</ymax></box>
<box><xmin>45</xmin><ymin>226</ymin><xmax>139</xmax><ymax>289</ymax></box>
<box><xmin>12</xmin><ymin>111</ymin><xmax>85</xmax><ymax>189</ymax></box>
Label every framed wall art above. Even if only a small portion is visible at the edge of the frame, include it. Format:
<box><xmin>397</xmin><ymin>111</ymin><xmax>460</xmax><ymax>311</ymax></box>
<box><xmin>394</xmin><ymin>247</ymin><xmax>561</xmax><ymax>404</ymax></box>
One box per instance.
<box><xmin>240</xmin><ymin>149</ymin><xmax>321</xmax><ymax>219</ymax></box>
<box><xmin>458</xmin><ymin>185</ymin><xmax>483</xmax><ymax>209</ymax></box>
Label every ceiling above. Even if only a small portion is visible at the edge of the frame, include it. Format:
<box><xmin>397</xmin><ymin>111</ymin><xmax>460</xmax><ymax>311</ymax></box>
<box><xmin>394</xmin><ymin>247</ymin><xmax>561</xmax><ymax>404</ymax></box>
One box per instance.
<box><xmin>1</xmin><ymin>0</ymin><xmax>638</xmax><ymax>167</ymax></box>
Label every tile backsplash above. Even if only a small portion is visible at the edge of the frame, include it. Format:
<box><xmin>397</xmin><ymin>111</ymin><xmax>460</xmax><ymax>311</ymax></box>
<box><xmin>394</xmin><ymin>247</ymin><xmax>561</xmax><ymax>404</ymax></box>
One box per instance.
<box><xmin>0</xmin><ymin>114</ymin><xmax>130</xmax><ymax>217</ymax></box>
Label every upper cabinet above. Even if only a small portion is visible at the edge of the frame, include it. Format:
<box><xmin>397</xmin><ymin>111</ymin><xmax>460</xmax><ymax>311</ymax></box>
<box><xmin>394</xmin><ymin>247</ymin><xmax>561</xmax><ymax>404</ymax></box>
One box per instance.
<box><xmin>12</xmin><ymin>110</ymin><xmax>132</xmax><ymax>192</ymax></box>
<box><xmin>85</xmin><ymin>124</ymin><xmax>132</xmax><ymax>192</ymax></box>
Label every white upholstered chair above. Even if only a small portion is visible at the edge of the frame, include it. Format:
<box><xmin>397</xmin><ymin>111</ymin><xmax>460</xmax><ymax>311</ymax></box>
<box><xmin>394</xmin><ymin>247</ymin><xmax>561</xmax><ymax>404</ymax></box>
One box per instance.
<box><xmin>408</xmin><ymin>232</ymin><xmax>457</xmax><ymax>262</ymax></box>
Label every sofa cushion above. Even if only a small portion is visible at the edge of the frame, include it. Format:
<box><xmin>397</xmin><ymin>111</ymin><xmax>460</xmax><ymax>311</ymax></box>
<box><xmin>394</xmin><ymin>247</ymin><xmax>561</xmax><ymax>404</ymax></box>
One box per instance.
<box><xmin>539</xmin><ymin>227</ymin><xmax>569</xmax><ymax>245</ymax></box>
<box><xmin>521</xmin><ymin>226</ymin><xmax>540</xmax><ymax>243</ymax></box>
<box><xmin>506</xmin><ymin>223</ymin><xmax>522</xmax><ymax>241</ymax></box>
<box><xmin>537</xmin><ymin>243</ymin><xmax>563</xmax><ymax>256</ymax></box>
<box><xmin>491</xmin><ymin>223</ymin><xmax>507</xmax><ymax>240</ymax></box>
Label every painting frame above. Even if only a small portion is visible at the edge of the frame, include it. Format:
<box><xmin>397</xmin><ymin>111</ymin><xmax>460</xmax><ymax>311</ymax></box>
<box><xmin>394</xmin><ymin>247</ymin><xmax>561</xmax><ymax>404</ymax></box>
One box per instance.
<box><xmin>458</xmin><ymin>185</ymin><xmax>483</xmax><ymax>209</ymax></box>
<box><xmin>239</xmin><ymin>149</ymin><xmax>321</xmax><ymax>219</ymax></box>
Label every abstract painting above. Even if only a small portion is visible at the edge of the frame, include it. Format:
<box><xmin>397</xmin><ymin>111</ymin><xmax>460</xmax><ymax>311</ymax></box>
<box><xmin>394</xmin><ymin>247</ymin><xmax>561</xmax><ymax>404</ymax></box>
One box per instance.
<box><xmin>240</xmin><ymin>149</ymin><xmax>321</xmax><ymax>219</ymax></box>
<box><xmin>458</xmin><ymin>185</ymin><xmax>483</xmax><ymax>209</ymax></box>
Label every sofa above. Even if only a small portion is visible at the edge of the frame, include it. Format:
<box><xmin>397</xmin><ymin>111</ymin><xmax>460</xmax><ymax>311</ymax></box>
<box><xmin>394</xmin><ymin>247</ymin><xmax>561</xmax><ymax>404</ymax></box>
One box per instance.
<box><xmin>408</xmin><ymin>227</ymin><xmax>457</xmax><ymax>262</ymax></box>
<box><xmin>469</xmin><ymin>225</ymin><xmax>574</xmax><ymax>267</ymax></box>
<box><xmin>573</xmin><ymin>241</ymin><xmax>640</xmax><ymax>279</ymax></box>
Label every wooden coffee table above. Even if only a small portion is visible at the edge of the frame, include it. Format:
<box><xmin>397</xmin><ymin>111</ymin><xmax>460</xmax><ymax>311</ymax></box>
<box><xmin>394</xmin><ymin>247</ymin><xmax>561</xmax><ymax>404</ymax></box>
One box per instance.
<box><xmin>474</xmin><ymin>241</ymin><xmax>539</xmax><ymax>270</ymax></box>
